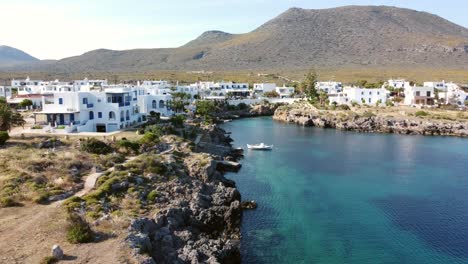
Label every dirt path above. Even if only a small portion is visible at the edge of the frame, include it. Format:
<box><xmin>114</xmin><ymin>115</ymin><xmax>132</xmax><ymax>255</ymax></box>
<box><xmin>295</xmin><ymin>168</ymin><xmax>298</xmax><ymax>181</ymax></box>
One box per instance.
<box><xmin>0</xmin><ymin>156</ymin><xmax>140</xmax><ymax>263</ymax></box>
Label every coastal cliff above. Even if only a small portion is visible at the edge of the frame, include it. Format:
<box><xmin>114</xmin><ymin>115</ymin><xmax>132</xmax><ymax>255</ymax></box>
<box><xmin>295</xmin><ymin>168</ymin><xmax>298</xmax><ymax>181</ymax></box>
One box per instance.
<box><xmin>273</xmin><ymin>103</ymin><xmax>468</xmax><ymax>137</ymax></box>
<box><xmin>125</xmin><ymin>127</ymin><xmax>243</xmax><ymax>264</ymax></box>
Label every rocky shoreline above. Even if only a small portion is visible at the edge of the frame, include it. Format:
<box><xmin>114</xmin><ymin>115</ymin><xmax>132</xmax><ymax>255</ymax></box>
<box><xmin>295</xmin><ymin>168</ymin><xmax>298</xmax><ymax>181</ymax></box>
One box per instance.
<box><xmin>273</xmin><ymin>104</ymin><xmax>468</xmax><ymax>137</ymax></box>
<box><xmin>216</xmin><ymin>103</ymin><xmax>280</xmax><ymax>120</ymax></box>
<box><xmin>125</xmin><ymin>126</ymin><xmax>244</xmax><ymax>264</ymax></box>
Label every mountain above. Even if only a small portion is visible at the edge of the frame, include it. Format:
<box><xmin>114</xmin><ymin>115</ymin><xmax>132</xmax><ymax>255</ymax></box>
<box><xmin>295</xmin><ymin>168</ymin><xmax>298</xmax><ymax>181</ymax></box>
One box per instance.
<box><xmin>3</xmin><ymin>6</ymin><xmax>468</xmax><ymax>73</ymax></box>
<box><xmin>0</xmin><ymin>45</ymin><xmax>39</xmax><ymax>66</ymax></box>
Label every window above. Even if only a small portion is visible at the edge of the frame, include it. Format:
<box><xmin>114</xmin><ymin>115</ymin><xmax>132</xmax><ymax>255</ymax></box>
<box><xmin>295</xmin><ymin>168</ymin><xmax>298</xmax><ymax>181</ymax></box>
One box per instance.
<box><xmin>159</xmin><ymin>100</ymin><xmax>165</xmax><ymax>108</ymax></box>
<box><xmin>98</xmin><ymin>112</ymin><xmax>102</xmax><ymax>118</ymax></box>
<box><xmin>126</xmin><ymin>110</ymin><xmax>130</xmax><ymax>121</ymax></box>
<box><xmin>361</xmin><ymin>91</ymin><xmax>364</xmax><ymax>95</ymax></box>
<box><xmin>377</xmin><ymin>92</ymin><xmax>380</xmax><ymax>95</ymax></box>
<box><xmin>368</xmin><ymin>98</ymin><xmax>371</xmax><ymax>103</ymax></box>
<box><xmin>109</xmin><ymin>111</ymin><xmax>116</xmax><ymax>120</ymax></box>
<box><xmin>416</xmin><ymin>91</ymin><xmax>421</xmax><ymax>96</ymax></box>
<box><xmin>426</xmin><ymin>91</ymin><xmax>431</xmax><ymax>97</ymax></box>
<box><xmin>83</xmin><ymin>97</ymin><xmax>88</xmax><ymax>104</ymax></box>
<box><xmin>58</xmin><ymin>98</ymin><xmax>63</xmax><ymax>104</ymax></box>
<box><xmin>89</xmin><ymin>111</ymin><xmax>94</xmax><ymax>120</ymax></box>
<box><xmin>152</xmin><ymin>100</ymin><xmax>157</xmax><ymax>108</ymax></box>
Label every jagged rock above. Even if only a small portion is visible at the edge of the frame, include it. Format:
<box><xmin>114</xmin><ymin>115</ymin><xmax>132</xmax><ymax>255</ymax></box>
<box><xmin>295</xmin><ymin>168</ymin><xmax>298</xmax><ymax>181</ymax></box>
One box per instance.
<box><xmin>241</xmin><ymin>200</ymin><xmax>258</xmax><ymax>210</ymax></box>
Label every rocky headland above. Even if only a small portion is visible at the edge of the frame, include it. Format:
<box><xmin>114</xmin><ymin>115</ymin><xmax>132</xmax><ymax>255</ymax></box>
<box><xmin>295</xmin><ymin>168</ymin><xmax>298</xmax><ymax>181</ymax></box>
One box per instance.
<box><xmin>273</xmin><ymin>103</ymin><xmax>468</xmax><ymax>137</ymax></box>
<box><xmin>124</xmin><ymin>126</ymin><xmax>244</xmax><ymax>264</ymax></box>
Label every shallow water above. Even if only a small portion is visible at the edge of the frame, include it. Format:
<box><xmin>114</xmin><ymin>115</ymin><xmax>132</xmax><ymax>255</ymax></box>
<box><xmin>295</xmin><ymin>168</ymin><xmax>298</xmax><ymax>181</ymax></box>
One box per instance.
<box><xmin>222</xmin><ymin>117</ymin><xmax>468</xmax><ymax>264</ymax></box>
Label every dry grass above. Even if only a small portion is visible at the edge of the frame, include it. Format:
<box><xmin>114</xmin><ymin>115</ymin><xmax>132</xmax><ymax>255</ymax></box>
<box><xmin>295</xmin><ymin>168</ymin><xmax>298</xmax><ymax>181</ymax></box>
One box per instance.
<box><xmin>1</xmin><ymin>67</ymin><xmax>467</xmax><ymax>85</ymax></box>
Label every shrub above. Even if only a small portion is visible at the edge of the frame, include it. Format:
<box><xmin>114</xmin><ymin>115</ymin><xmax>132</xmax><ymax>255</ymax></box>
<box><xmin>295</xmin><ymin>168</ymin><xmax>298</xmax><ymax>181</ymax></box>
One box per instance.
<box><xmin>237</xmin><ymin>103</ymin><xmax>248</xmax><ymax>110</ymax></box>
<box><xmin>140</xmin><ymin>132</ymin><xmax>159</xmax><ymax>145</ymax></box>
<box><xmin>415</xmin><ymin>111</ymin><xmax>429</xmax><ymax>117</ymax></box>
<box><xmin>170</xmin><ymin>115</ymin><xmax>186</xmax><ymax>128</ymax></box>
<box><xmin>0</xmin><ymin>131</ymin><xmax>9</xmax><ymax>145</ymax></box>
<box><xmin>40</xmin><ymin>256</ymin><xmax>58</xmax><ymax>264</ymax></box>
<box><xmin>0</xmin><ymin>196</ymin><xmax>17</xmax><ymax>207</ymax></box>
<box><xmin>66</xmin><ymin>213</ymin><xmax>93</xmax><ymax>244</ymax></box>
<box><xmin>386</xmin><ymin>101</ymin><xmax>394</xmax><ymax>107</ymax></box>
<box><xmin>80</xmin><ymin>138</ymin><xmax>113</xmax><ymax>154</ymax></box>
<box><xmin>338</xmin><ymin>104</ymin><xmax>350</xmax><ymax>110</ymax></box>
<box><xmin>147</xmin><ymin>190</ymin><xmax>158</xmax><ymax>202</ymax></box>
<box><xmin>362</xmin><ymin>111</ymin><xmax>376</xmax><ymax>118</ymax></box>
<box><xmin>116</xmin><ymin>139</ymin><xmax>140</xmax><ymax>153</ymax></box>
<box><xmin>31</xmin><ymin>125</ymin><xmax>43</xmax><ymax>129</ymax></box>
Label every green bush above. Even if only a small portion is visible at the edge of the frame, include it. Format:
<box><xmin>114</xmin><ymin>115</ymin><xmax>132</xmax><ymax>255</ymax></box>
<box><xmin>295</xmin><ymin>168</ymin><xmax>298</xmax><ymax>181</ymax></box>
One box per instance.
<box><xmin>386</xmin><ymin>101</ymin><xmax>394</xmax><ymax>107</ymax></box>
<box><xmin>0</xmin><ymin>196</ymin><xmax>17</xmax><ymax>207</ymax></box>
<box><xmin>0</xmin><ymin>131</ymin><xmax>9</xmax><ymax>145</ymax></box>
<box><xmin>116</xmin><ymin>139</ymin><xmax>140</xmax><ymax>153</ymax></box>
<box><xmin>140</xmin><ymin>132</ymin><xmax>159</xmax><ymax>145</ymax></box>
<box><xmin>66</xmin><ymin>213</ymin><xmax>93</xmax><ymax>244</ymax></box>
<box><xmin>170</xmin><ymin>115</ymin><xmax>186</xmax><ymax>128</ymax></box>
<box><xmin>237</xmin><ymin>103</ymin><xmax>248</xmax><ymax>110</ymax></box>
<box><xmin>147</xmin><ymin>190</ymin><xmax>158</xmax><ymax>202</ymax></box>
<box><xmin>338</xmin><ymin>104</ymin><xmax>350</xmax><ymax>110</ymax></box>
<box><xmin>415</xmin><ymin>111</ymin><xmax>429</xmax><ymax>117</ymax></box>
<box><xmin>80</xmin><ymin>138</ymin><xmax>113</xmax><ymax>154</ymax></box>
<box><xmin>40</xmin><ymin>256</ymin><xmax>58</xmax><ymax>264</ymax></box>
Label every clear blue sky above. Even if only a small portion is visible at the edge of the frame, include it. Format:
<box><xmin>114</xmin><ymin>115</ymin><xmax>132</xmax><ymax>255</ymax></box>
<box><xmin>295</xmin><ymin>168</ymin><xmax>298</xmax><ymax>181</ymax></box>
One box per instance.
<box><xmin>0</xmin><ymin>0</ymin><xmax>466</xmax><ymax>60</ymax></box>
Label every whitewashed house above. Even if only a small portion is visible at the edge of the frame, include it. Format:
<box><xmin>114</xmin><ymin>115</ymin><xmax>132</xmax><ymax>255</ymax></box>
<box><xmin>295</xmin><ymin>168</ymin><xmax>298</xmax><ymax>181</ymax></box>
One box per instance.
<box><xmin>403</xmin><ymin>86</ymin><xmax>435</xmax><ymax>106</ymax></box>
<box><xmin>35</xmin><ymin>87</ymin><xmax>144</xmax><ymax>133</ymax></box>
<box><xmin>438</xmin><ymin>83</ymin><xmax>468</xmax><ymax>105</ymax></box>
<box><xmin>253</xmin><ymin>83</ymin><xmax>276</xmax><ymax>94</ymax></box>
<box><xmin>316</xmin><ymin>81</ymin><xmax>343</xmax><ymax>94</ymax></box>
<box><xmin>0</xmin><ymin>86</ymin><xmax>12</xmax><ymax>98</ymax></box>
<box><xmin>387</xmin><ymin>79</ymin><xmax>411</xmax><ymax>89</ymax></box>
<box><xmin>328</xmin><ymin>87</ymin><xmax>388</xmax><ymax>105</ymax></box>
<box><xmin>423</xmin><ymin>81</ymin><xmax>448</xmax><ymax>91</ymax></box>
<box><xmin>276</xmin><ymin>85</ymin><xmax>295</xmax><ymax>98</ymax></box>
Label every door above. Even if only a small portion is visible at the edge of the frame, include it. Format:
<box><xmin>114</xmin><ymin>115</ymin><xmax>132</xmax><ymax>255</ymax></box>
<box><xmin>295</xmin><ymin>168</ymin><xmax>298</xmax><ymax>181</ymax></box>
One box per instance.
<box><xmin>59</xmin><ymin>114</ymin><xmax>65</xmax><ymax>125</ymax></box>
<box><xmin>70</xmin><ymin>113</ymin><xmax>75</xmax><ymax>123</ymax></box>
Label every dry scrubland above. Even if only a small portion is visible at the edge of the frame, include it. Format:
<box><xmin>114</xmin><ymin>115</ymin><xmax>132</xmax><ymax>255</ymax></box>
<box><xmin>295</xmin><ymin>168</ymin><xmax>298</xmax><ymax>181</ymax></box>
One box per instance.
<box><xmin>1</xmin><ymin>67</ymin><xmax>467</xmax><ymax>86</ymax></box>
<box><xmin>0</xmin><ymin>124</ymin><xmax>204</xmax><ymax>263</ymax></box>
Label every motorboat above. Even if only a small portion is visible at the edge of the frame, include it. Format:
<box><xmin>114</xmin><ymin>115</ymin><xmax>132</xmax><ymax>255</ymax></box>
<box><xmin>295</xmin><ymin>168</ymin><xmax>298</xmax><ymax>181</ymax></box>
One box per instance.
<box><xmin>247</xmin><ymin>143</ymin><xmax>273</xmax><ymax>150</ymax></box>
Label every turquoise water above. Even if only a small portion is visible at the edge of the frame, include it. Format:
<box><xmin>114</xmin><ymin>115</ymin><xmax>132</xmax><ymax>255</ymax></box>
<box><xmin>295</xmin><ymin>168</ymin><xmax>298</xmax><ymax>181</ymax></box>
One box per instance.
<box><xmin>222</xmin><ymin>117</ymin><xmax>468</xmax><ymax>264</ymax></box>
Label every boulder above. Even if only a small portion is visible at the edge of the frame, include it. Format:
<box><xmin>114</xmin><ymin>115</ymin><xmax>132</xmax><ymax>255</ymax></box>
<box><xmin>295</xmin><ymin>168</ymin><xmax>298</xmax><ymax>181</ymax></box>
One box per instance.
<box><xmin>51</xmin><ymin>245</ymin><xmax>64</xmax><ymax>260</ymax></box>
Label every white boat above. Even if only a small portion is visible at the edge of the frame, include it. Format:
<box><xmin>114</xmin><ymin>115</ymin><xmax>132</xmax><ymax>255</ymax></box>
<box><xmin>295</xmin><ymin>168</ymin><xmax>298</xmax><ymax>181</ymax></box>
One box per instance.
<box><xmin>247</xmin><ymin>143</ymin><xmax>273</xmax><ymax>150</ymax></box>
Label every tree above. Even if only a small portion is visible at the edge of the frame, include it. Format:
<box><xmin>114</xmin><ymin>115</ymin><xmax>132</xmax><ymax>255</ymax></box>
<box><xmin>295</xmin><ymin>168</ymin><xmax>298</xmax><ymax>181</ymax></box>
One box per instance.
<box><xmin>300</xmin><ymin>70</ymin><xmax>319</xmax><ymax>103</ymax></box>
<box><xmin>0</xmin><ymin>100</ymin><xmax>25</xmax><ymax>131</ymax></box>
<box><xmin>168</xmin><ymin>92</ymin><xmax>190</xmax><ymax>113</ymax></box>
<box><xmin>195</xmin><ymin>100</ymin><xmax>216</xmax><ymax>120</ymax></box>
<box><xmin>18</xmin><ymin>99</ymin><xmax>33</xmax><ymax>109</ymax></box>
<box><xmin>319</xmin><ymin>91</ymin><xmax>328</xmax><ymax>106</ymax></box>
<box><xmin>264</xmin><ymin>91</ymin><xmax>280</xmax><ymax>98</ymax></box>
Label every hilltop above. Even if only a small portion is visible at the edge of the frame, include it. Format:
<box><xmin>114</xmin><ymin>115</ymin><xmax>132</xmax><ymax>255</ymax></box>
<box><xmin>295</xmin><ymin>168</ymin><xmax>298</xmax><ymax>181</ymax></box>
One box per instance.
<box><xmin>1</xmin><ymin>6</ymin><xmax>467</xmax><ymax>73</ymax></box>
<box><xmin>0</xmin><ymin>45</ymin><xmax>39</xmax><ymax>66</ymax></box>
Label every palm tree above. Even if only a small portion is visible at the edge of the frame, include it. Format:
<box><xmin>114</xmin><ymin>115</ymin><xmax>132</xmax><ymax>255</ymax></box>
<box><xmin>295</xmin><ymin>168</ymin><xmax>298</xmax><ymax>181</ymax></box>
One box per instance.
<box><xmin>0</xmin><ymin>99</ymin><xmax>25</xmax><ymax>131</ymax></box>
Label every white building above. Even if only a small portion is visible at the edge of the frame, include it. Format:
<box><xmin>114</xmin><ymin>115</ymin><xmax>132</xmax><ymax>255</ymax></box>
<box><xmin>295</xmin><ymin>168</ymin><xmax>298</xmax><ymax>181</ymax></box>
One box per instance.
<box><xmin>438</xmin><ymin>83</ymin><xmax>468</xmax><ymax>105</ymax></box>
<box><xmin>253</xmin><ymin>83</ymin><xmax>276</xmax><ymax>94</ymax></box>
<box><xmin>11</xmin><ymin>77</ymin><xmax>46</xmax><ymax>87</ymax></box>
<box><xmin>275</xmin><ymin>85</ymin><xmax>295</xmax><ymax>98</ymax></box>
<box><xmin>328</xmin><ymin>87</ymin><xmax>388</xmax><ymax>105</ymax></box>
<box><xmin>423</xmin><ymin>81</ymin><xmax>448</xmax><ymax>91</ymax></box>
<box><xmin>0</xmin><ymin>86</ymin><xmax>12</xmax><ymax>98</ymax></box>
<box><xmin>387</xmin><ymin>79</ymin><xmax>411</xmax><ymax>89</ymax></box>
<box><xmin>35</xmin><ymin>87</ymin><xmax>143</xmax><ymax>133</ymax></box>
<box><xmin>403</xmin><ymin>86</ymin><xmax>435</xmax><ymax>106</ymax></box>
<box><xmin>316</xmin><ymin>81</ymin><xmax>343</xmax><ymax>94</ymax></box>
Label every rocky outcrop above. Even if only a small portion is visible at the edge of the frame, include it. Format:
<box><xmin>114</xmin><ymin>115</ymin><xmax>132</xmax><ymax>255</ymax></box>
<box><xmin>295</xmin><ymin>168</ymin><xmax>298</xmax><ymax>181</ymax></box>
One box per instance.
<box><xmin>126</xmin><ymin>127</ymin><xmax>242</xmax><ymax>264</ymax></box>
<box><xmin>274</xmin><ymin>105</ymin><xmax>468</xmax><ymax>137</ymax></box>
<box><xmin>217</xmin><ymin>103</ymin><xmax>281</xmax><ymax>120</ymax></box>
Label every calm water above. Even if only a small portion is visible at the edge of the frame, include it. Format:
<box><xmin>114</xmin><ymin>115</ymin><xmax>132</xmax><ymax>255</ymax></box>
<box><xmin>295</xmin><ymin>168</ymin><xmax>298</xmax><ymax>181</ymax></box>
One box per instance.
<box><xmin>222</xmin><ymin>117</ymin><xmax>468</xmax><ymax>264</ymax></box>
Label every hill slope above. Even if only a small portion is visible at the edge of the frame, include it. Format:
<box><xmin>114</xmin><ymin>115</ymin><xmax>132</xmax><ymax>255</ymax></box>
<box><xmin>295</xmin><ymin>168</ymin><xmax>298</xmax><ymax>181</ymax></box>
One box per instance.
<box><xmin>0</xmin><ymin>45</ymin><xmax>39</xmax><ymax>66</ymax></box>
<box><xmin>4</xmin><ymin>6</ymin><xmax>468</xmax><ymax>72</ymax></box>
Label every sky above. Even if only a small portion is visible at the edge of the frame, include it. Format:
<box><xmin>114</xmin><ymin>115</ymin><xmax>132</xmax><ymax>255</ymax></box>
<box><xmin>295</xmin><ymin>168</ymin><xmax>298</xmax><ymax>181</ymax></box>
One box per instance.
<box><xmin>0</xmin><ymin>0</ymin><xmax>467</xmax><ymax>60</ymax></box>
